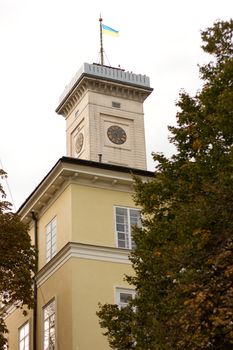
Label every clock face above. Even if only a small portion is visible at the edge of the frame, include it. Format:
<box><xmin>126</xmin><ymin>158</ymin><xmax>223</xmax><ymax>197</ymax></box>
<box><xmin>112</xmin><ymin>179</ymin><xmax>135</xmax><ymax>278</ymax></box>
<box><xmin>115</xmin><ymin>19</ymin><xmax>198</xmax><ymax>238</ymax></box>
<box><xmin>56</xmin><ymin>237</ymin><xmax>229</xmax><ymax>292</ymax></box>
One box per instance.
<box><xmin>75</xmin><ymin>132</ymin><xmax>84</xmax><ymax>154</ymax></box>
<box><xmin>107</xmin><ymin>125</ymin><xmax>127</xmax><ymax>145</ymax></box>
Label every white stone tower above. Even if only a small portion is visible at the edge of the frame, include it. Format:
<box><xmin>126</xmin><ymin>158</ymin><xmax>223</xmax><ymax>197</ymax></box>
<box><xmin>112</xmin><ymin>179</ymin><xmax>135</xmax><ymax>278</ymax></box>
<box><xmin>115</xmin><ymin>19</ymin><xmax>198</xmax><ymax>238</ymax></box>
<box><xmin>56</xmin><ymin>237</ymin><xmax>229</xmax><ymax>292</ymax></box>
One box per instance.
<box><xmin>56</xmin><ymin>63</ymin><xmax>152</xmax><ymax>170</ymax></box>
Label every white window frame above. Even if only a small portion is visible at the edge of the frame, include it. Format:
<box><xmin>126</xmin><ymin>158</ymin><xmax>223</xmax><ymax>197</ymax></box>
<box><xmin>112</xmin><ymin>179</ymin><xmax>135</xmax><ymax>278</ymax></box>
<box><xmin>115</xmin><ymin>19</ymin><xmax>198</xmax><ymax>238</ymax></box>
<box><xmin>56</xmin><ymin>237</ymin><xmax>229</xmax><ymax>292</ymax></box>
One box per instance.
<box><xmin>115</xmin><ymin>287</ymin><xmax>136</xmax><ymax>309</ymax></box>
<box><xmin>43</xmin><ymin>298</ymin><xmax>56</xmax><ymax>350</ymax></box>
<box><xmin>46</xmin><ymin>217</ymin><xmax>57</xmax><ymax>263</ymax></box>
<box><xmin>114</xmin><ymin>206</ymin><xmax>141</xmax><ymax>249</ymax></box>
<box><xmin>19</xmin><ymin>321</ymin><xmax>29</xmax><ymax>350</ymax></box>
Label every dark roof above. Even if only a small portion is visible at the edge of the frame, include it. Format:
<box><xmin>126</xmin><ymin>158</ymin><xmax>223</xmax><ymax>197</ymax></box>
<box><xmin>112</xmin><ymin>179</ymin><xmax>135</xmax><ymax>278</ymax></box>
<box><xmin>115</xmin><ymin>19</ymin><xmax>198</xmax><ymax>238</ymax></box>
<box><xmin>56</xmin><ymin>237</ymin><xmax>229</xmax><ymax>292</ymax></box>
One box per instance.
<box><xmin>61</xmin><ymin>156</ymin><xmax>154</xmax><ymax>176</ymax></box>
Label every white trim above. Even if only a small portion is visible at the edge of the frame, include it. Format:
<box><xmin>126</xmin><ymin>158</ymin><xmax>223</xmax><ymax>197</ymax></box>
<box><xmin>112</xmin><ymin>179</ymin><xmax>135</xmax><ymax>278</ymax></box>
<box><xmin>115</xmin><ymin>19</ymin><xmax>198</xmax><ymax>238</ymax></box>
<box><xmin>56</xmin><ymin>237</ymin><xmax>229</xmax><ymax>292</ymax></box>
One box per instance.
<box><xmin>37</xmin><ymin>243</ymin><xmax>131</xmax><ymax>287</ymax></box>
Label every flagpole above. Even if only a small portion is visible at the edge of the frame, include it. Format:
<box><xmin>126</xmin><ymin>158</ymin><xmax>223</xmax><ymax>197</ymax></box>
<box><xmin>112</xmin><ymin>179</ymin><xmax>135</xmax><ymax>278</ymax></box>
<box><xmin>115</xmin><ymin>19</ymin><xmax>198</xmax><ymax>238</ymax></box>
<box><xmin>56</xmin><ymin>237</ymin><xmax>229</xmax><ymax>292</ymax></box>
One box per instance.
<box><xmin>99</xmin><ymin>16</ymin><xmax>104</xmax><ymax>65</ymax></box>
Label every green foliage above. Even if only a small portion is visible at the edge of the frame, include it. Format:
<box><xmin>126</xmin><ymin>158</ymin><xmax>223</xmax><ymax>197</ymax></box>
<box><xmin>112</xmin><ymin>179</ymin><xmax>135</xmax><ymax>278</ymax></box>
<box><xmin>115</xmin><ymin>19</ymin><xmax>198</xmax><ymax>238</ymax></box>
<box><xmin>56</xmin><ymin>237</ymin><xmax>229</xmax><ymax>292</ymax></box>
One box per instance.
<box><xmin>97</xmin><ymin>19</ymin><xmax>233</xmax><ymax>349</ymax></box>
<box><xmin>97</xmin><ymin>303</ymin><xmax>136</xmax><ymax>349</ymax></box>
<box><xmin>0</xmin><ymin>169</ymin><xmax>36</xmax><ymax>349</ymax></box>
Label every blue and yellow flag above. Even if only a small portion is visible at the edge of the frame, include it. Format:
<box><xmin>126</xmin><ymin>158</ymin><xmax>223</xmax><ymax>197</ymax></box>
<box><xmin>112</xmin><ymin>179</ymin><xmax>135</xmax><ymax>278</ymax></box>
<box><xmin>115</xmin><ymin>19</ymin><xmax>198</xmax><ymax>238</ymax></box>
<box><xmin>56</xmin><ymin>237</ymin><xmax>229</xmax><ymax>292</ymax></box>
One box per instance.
<box><xmin>102</xmin><ymin>24</ymin><xmax>119</xmax><ymax>36</ymax></box>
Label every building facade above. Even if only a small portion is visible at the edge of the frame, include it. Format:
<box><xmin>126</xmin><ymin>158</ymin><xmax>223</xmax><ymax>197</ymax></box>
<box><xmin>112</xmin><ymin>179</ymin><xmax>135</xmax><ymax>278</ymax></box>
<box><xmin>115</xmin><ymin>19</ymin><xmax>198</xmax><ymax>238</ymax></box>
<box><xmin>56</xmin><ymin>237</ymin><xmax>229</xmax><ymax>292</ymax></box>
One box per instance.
<box><xmin>4</xmin><ymin>63</ymin><xmax>153</xmax><ymax>349</ymax></box>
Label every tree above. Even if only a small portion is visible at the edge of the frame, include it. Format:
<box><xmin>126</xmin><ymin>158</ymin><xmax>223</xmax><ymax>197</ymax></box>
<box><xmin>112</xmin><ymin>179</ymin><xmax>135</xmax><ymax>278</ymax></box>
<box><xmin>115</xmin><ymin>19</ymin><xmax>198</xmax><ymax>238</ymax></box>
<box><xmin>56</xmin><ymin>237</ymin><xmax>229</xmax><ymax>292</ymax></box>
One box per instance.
<box><xmin>97</xmin><ymin>19</ymin><xmax>233</xmax><ymax>349</ymax></box>
<box><xmin>0</xmin><ymin>169</ymin><xmax>36</xmax><ymax>349</ymax></box>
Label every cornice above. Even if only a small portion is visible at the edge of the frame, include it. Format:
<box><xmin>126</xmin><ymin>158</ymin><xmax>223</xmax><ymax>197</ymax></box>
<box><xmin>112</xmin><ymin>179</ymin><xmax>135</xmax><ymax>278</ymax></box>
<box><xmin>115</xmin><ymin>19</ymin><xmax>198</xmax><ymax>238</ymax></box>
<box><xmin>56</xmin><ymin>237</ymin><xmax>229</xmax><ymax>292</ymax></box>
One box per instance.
<box><xmin>56</xmin><ymin>75</ymin><xmax>152</xmax><ymax>118</ymax></box>
<box><xmin>36</xmin><ymin>242</ymin><xmax>131</xmax><ymax>287</ymax></box>
<box><xmin>19</xmin><ymin>166</ymin><xmax>133</xmax><ymax>224</ymax></box>
<box><xmin>3</xmin><ymin>301</ymin><xmax>22</xmax><ymax>320</ymax></box>
<box><xmin>18</xmin><ymin>158</ymin><xmax>153</xmax><ymax>224</ymax></box>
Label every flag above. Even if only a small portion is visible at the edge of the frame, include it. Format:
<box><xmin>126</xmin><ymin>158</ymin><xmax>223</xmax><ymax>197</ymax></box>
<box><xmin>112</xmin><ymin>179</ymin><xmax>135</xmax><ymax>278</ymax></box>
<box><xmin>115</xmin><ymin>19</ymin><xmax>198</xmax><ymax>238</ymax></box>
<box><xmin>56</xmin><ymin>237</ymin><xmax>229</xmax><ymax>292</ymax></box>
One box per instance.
<box><xmin>102</xmin><ymin>24</ymin><xmax>119</xmax><ymax>36</ymax></box>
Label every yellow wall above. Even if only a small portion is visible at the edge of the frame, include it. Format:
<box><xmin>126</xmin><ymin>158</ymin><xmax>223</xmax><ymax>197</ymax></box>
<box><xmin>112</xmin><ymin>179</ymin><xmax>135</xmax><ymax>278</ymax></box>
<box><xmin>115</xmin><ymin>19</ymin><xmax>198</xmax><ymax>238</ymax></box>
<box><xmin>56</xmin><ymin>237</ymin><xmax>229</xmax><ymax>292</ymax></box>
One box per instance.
<box><xmin>37</xmin><ymin>259</ymin><xmax>73</xmax><ymax>350</ymax></box>
<box><xmin>71</xmin><ymin>256</ymin><xmax>133</xmax><ymax>350</ymax></box>
<box><xmin>31</xmin><ymin>180</ymin><xmax>137</xmax><ymax>270</ymax></box>
<box><xmin>5</xmin><ymin>260</ymin><xmax>73</xmax><ymax>350</ymax></box>
<box><xmin>5</xmin><ymin>308</ymin><xmax>32</xmax><ymax>350</ymax></box>
<box><xmin>36</xmin><ymin>254</ymin><xmax>133</xmax><ymax>350</ymax></box>
<box><xmin>71</xmin><ymin>183</ymin><xmax>137</xmax><ymax>247</ymax></box>
<box><xmin>5</xmin><ymin>179</ymin><xmax>138</xmax><ymax>349</ymax></box>
<box><xmin>38</xmin><ymin>185</ymin><xmax>72</xmax><ymax>269</ymax></box>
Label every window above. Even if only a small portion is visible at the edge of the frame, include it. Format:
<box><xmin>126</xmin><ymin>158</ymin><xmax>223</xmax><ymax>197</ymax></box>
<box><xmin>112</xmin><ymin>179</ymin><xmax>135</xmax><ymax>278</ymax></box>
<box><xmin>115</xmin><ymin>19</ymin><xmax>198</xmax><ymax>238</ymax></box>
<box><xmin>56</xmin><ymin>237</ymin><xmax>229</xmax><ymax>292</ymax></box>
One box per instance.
<box><xmin>46</xmin><ymin>217</ymin><xmax>57</xmax><ymax>262</ymax></box>
<box><xmin>115</xmin><ymin>207</ymin><xmax>141</xmax><ymax>249</ymax></box>
<box><xmin>43</xmin><ymin>299</ymin><xmax>55</xmax><ymax>350</ymax></box>
<box><xmin>19</xmin><ymin>322</ymin><xmax>29</xmax><ymax>350</ymax></box>
<box><xmin>112</xmin><ymin>101</ymin><xmax>121</xmax><ymax>108</ymax></box>
<box><xmin>116</xmin><ymin>288</ymin><xmax>135</xmax><ymax>309</ymax></box>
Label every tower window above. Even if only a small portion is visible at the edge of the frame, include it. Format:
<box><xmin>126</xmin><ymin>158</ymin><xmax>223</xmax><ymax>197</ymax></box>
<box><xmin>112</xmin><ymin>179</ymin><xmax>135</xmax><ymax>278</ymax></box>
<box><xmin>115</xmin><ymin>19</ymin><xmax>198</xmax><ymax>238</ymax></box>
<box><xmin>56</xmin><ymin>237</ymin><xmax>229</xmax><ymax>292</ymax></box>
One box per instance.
<box><xmin>112</xmin><ymin>101</ymin><xmax>121</xmax><ymax>108</ymax></box>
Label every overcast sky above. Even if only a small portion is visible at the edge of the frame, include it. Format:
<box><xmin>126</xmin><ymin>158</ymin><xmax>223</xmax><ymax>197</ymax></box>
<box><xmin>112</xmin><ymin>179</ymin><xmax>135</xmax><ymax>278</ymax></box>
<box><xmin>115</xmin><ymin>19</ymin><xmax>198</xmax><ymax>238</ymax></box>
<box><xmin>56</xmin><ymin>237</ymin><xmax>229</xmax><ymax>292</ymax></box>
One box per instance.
<box><xmin>0</xmin><ymin>0</ymin><xmax>232</xmax><ymax>210</ymax></box>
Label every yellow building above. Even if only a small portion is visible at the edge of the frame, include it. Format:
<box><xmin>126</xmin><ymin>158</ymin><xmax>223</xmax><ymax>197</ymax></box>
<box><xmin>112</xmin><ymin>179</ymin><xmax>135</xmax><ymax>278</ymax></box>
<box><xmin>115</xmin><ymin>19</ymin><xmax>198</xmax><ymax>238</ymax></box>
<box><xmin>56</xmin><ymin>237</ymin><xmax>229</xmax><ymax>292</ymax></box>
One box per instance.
<box><xmin>5</xmin><ymin>63</ymin><xmax>153</xmax><ymax>349</ymax></box>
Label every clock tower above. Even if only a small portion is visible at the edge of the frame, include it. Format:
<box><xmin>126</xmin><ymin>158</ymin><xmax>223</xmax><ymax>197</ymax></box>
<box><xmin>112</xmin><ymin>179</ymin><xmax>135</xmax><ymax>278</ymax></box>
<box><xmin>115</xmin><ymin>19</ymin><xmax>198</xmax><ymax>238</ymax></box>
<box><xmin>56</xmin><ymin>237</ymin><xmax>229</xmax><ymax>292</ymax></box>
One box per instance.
<box><xmin>55</xmin><ymin>63</ymin><xmax>152</xmax><ymax>170</ymax></box>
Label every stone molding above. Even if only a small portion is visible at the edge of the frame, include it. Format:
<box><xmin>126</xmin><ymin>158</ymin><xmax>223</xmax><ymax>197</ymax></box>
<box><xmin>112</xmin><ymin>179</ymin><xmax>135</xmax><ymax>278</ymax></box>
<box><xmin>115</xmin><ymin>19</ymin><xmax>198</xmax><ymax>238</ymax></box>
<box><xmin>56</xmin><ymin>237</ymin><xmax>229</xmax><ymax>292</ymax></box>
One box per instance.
<box><xmin>36</xmin><ymin>242</ymin><xmax>131</xmax><ymax>287</ymax></box>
